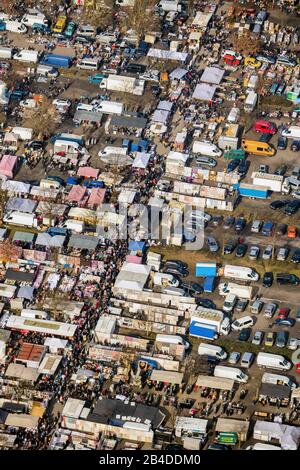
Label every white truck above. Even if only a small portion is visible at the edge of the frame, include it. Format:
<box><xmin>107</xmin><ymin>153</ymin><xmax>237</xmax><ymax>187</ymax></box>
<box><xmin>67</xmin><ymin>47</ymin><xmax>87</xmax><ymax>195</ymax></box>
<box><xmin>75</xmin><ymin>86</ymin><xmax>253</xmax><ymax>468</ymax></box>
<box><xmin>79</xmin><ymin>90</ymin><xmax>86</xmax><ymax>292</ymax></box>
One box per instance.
<box><xmin>281</xmin><ymin>126</ymin><xmax>300</xmax><ymax>139</ymax></box>
<box><xmin>218</xmin><ymin>282</ymin><xmax>253</xmax><ymax>300</ymax></box>
<box><xmin>190</xmin><ymin>308</ymin><xmax>231</xmax><ymax>339</ymax></box>
<box><xmin>256</xmin><ymin>352</ymin><xmax>292</xmax><ymax>371</ymax></box>
<box><xmin>244</xmin><ymin>91</ymin><xmax>258</xmax><ymax>113</ymax></box>
<box><xmin>156</xmin><ymin>334</ymin><xmax>189</xmax><ymax>349</ymax></box>
<box><xmin>13</xmin><ymin>49</ymin><xmax>39</xmax><ymax>63</ymax></box>
<box><xmin>223</xmin><ymin>265</ymin><xmax>260</xmax><ymax>282</ymax></box>
<box><xmin>192</xmin><ymin>141</ymin><xmax>223</xmax><ymax>157</ymax></box>
<box><xmin>3</xmin><ymin>211</ymin><xmax>38</xmax><ymax>228</ymax></box>
<box><xmin>153</xmin><ymin>272</ymin><xmax>180</xmax><ymax>288</ymax></box>
<box><xmin>198</xmin><ymin>343</ymin><xmax>227</xmax><ymax>360</ymax></box>
<box><xmin>0</xmin><ymin>46</ymin><xmax>13</xmax><ymax>59</ymax></box>
<box><xmin>99</xmin><ymin>74</ymin><xmax>145</xmax><ymax>96</ymax></box>
<box><xmin>213</xmin><ymin>365</ymin><xmax>249</xmax><ymax>383</ymax></box>
<box><xmin>251</xmin><ymin>172</ymin><xmax>284</xmax><ymax>193</ymax></box>
<box><xmin>261</xmin><ymin>372</ymin><xmax>297</xmax><ymax>389</ymax></box>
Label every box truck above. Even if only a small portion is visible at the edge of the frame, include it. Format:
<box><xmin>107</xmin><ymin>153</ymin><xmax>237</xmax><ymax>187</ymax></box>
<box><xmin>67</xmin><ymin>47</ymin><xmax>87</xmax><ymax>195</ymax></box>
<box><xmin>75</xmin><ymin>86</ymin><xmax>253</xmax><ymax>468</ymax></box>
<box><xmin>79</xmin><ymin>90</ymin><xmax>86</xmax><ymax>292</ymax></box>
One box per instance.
<box><xmin>244</xmin><ymin>91</ymin><xmax>257</xmax><ymax>113</ymax></box>
<box><xmin>0</xmin><ymin>46</ymin><xmax>13</xmax><ymax>59</ymax></box>
<box><xmin>190</xmin><ymin>308</ymin><xmax>231</xmax><ymax>339</ymax></box>
<box><xmin>192</xmin><ymin>141</ymin><xmax>223</xmax><ymax>157</ymax></box>
<box><xmin>198</xmin><ymin>343</ymin><xmax>227</xmax><ymax>360</ymax></box>
<box><xmin>213</xmin><ymin>365</ymin><xmax>249</xmax><ymax>383</ymax></box>
<box><xmin>218</xmin><ymin>282</ymin><xmax>253</xmax><ymax>300</ymax></box>
<box><xmin>256</xmin><ymin>352</ymin><xmax>292</xmax><ymax>371</ymax></box>
<box><xmin>13</xmin><ymin>49</ymin><xmax>39</xmax><ymax>63</ymax></box>
<box><xmin>238</xmin><ymin>183</ymin><xmax>269</xmax><ymax>199</ymax></box>
<box><xmin>3</xmin><ymin>211</ymin><xmax>37</xmax><ymax>228</ymax></box>
<box><xmin>99</xmin><ymin>74</ymin><xmax>145</xmax><ymax>96</ymax></box>
<box><xmin>223</xmin><ymin>265</ymin><xmax>260</xmax><ymax>282</ymax></box>
<box><xmin>261</xmin><ymin>372</ymin><xmax>297</xmax><ymax>389</ymax></box>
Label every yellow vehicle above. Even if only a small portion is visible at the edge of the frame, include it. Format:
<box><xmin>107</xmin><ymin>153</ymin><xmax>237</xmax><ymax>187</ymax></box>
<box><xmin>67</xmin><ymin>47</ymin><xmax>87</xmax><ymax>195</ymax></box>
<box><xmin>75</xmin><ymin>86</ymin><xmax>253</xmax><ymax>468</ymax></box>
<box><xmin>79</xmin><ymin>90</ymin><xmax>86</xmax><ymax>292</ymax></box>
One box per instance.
<box><xmin>244</xmin><ymin>57</ymin><xmax>262</xmax><ymax>69</ymax></box>
<box><xmin>52</xmin><ymin>15</ymin><xmax>67</xmax><ymax>33</ymax></box>
<box><xmin>241</xmin><ymin>139</ymin><xmax>276</xmax><ymax>157</ymax></box>
<box><xmin>265</xmin><ymin>332</ymin><xmax>275</xmax><ymax>348</ymax></box>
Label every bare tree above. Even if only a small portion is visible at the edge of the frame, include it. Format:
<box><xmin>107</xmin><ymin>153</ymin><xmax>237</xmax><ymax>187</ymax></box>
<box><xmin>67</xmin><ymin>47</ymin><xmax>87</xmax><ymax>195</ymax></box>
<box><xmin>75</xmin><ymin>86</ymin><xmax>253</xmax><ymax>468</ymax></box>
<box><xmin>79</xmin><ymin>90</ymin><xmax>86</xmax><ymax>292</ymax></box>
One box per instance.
<box><xmin>120</xmin><ymin>0</ymin><xmax>159</xmax><ymax>41</ymax></box>
<box><xmin>28</xmin><ymin>97</ymin><xmax>59</xmax><ymax>139</ymax></box>
<box><xmin>81</xmin><ymin>0</ymin><xmax>116</xmax><ymax>28</ymax></box>
<box><xmin>0</xmin><ymin>188</ymin><xmax>9</xmax><ymax>220</ymax></box>
<box><xmin>0</xmin><ymin>239</ymin><xmax>21</xmax><ymax>263</ymax></box>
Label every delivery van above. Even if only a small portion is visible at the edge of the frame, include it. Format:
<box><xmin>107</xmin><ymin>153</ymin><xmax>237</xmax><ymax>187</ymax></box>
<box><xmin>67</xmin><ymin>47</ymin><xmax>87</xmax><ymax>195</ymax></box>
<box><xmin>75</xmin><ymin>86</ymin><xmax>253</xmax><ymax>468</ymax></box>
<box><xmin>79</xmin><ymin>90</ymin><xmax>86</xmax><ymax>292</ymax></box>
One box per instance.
<box><xmin>76</xmin><ymin>58</ymin><xmax>99</xmax><ymax>71</ymax></box>
<box><xmin>281</xmin><ymin>126</ymin><xmax>300</xmax><ymax>139</ymax></box>
<box><xmin>242</xmin><ymin>139</ymin><xmax>276</xmax><ymax>156</ymax></box>
<box><xmin>198</xmin><ymin>343</ymin><xmax>227</xmax><ymax>360</ymax></box>
<box><xmin>223</xmin><ymin>265</ymin><xmax>260</xmax><ymax>282</ymax></box>
<box><xmin>13</xmin><ymin>49</ymin><xmax>39</xmax><ymax>63</ymax></box>
<box><xmin>213</xmin><ymin>365</ymin><xmax>249</xmax><ymax>383</ymax></box>
<box><xmin>261</xmin><ymin>373</ymin><xmax>297</xmax><ymax>389</ymax></box>
<box><xmin>231</xmin><ymin>315</ymin><xmax>254</xmax><ymax>331</ymax></box>
<box><xmin>156</xmin><ymin>334</ymin><xmax>190</xmax><ymax>350</ymax></box>
<box><xmin>192</xmin><ymin>141</ymin><xmax>223</xmax><ymax>157</ymax></box>
<box><xmin>153</xmin><ymin>272</ymin><xmax>180</xmax><ymax>287</ymax></box>
<box><xmin>3</xmin><ymin>211</ymin><xmax>37</xmax><ymax>228</ymax></box>
<box><xmin>256</xmin><ymin>352</ymin><xmax>292</xmax><ymax>370</ymax></box>
<box><xmin>36</xmin><ymin>64</ymin><xmax>59</xmax><ymax>78</ymax></box>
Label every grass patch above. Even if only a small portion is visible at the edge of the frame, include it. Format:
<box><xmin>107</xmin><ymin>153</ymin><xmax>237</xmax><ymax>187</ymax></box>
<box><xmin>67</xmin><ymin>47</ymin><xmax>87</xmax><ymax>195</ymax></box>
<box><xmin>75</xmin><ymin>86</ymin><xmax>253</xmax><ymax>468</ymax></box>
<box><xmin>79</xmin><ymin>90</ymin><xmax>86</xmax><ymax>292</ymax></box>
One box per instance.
<box><xmin>215</xmin><ymin>336</ymin><xmax>293</xmax><ymax>360</ymax></box>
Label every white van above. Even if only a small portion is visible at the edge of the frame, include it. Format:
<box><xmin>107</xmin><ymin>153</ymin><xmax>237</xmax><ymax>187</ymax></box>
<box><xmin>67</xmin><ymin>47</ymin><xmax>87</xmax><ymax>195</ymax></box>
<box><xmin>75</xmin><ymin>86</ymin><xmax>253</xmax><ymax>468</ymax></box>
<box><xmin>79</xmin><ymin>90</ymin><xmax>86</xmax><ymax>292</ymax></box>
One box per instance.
<box><xmin>227</xmin><ymin>107</ymin><xmax>240</xmax><ymax>124</ymax></box>
<box><xmin>247</xmin><ymin>443</ymin><xmax>281</xmax><ymax>451</ymax></box>
<box><xmin>36</xmin><ymin>64</ymin><xmax>59</xmax><ymax>78</ymax></box>
<box><xmin>257</xmin><ymin>352</ymin><xmax>292</xmax><ymax>371</ymax></box>
<box><xmin>77</xmin><ymin>24</ymin><xmax>96</xmax><ymax>37</ymax></box>
<box><xmin>0</xmin><ymin>46</ymin><xmax>13</xmax><ymax>60</ymax></box>
<box><xmin>223</xmin><ymin>265</ymin><xmax>260</xmax><ymax>282</ymax></box>
<box><xmin>192</xmin><ymin>141</ymin><xmax>223</xmax><ymax>157</ymax></box>
<box><xmin>76</xmin><ymin>103</ymin><xmax>96</xmax><ymax>113</ymax></box>
<box><xmin>22</xmin><ymin>14</ymin><xmax>48</xmax><ymax>27</ymax></box>
<box><xmin>281</xmin><ymin>126</ymin><xmax>300</xmax><ymax>139</ymax></box>
<box><xmin>76</xmin><ymin>58</ymin><xmax>99</xmax><ymax>71</ymax></box>
<box><xmin>54</xmin><ymin>139</ymin><xmax>83</xmax><ymax>154</ymax></box>
<box><xmin>153</xmin><ymin>272</ymin><xmax>179</xmax><ymax>287</ymax></box>
<box><xmin>5</xmin><ymin>21</ymin><xmax>27</xmax><ymax>34</ymax></box>
<box><xmin>156</xmin><ymin>334</ymin><xmax>189</xmax><ymax>350</ymax></box>
<box><xmin>13</xmin><ymin>50</ymin><xmax>39</xmax><ymax>63</ymax></box>
<box><xmin>262</xmin><ymin>372</ymin><xmax>297</xmax><ymax>389</ymax></box>
<box><xmin>19</xmin><ymin>98</ymin><xmax>38</xmax><ymax>109</ymax></box>
<box><xmin>60</xmin><ymin>219</ymin><xmax>85</xmax><ymax>233</ymax></box>
<box><xmin>231</xmin><ymin>315</ymin><xmax>254</xmax><ymax>331</ymax></box>
<box><xmin>223</xmin><ymin>294</ymin><xmax>237</xmax><ymax>313</ymax></box>
<box><xmin>198</xmin><ymin>343</ymin><xmax>227</xmax><ymax>360</ymax></box>
<box><xmin>213</xmin><ymin>365</ymin><xmax>249</xmax><ymax>383</ymax></box>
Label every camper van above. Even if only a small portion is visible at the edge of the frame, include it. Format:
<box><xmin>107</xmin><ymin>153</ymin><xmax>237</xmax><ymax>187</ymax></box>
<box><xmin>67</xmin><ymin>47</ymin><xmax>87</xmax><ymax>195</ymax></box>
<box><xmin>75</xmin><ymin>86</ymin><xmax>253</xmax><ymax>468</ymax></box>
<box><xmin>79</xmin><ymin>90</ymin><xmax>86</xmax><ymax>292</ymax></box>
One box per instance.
<box><xmin>213</xmin><ymin>365</ymin><xmax>249</xmax><ymax>383</ymax></box>
<box><xmin>242</xmin><ymin>139</ymin><xmax>276</xmax><ymax>156</ymax></box>
<box><xmin>198</xmin><ymin>343</ymin><xmax>227</xmax><ymax>360</ymax></box>
<box><xmin>156</xmin><ymin>334</ymin><xmax>189</xmax><ymax>350</ymax></box>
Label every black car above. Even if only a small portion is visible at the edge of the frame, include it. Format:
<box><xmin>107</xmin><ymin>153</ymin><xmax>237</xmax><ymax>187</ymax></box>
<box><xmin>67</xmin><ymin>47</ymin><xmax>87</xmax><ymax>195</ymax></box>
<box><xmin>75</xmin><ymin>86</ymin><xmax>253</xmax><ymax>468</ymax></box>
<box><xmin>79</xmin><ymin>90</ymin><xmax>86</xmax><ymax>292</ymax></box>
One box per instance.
<box><xmin>163</xmin><ymin>267</ymin><xmax>189</xmax><ymax>277</ymax></box>
<box><xmin>223</xmin><ymin>241</ymin><xmax>236</xmax><ymax>255</ymax></box>
<box><xmin>208</xmin><ymin>443</ymin><xmax>231</xmax><ymax>451</ymax></box>
<box><xmin>125</xmin><ymin>63</ymin><xmax>146</xmax><ymax>74</ymax></box>
<box><xmin>237</xmin><ymin>159</ymin><xmax>249</xmax><ymax>176</ymax></box>
<box><xmin>276</xmin><ymin>223</ymin><xmax>287</xmax><ymax>236</ymax></box>
<box><xmin>151</xmin><ymin>85</ymin><xmax>161</xmax><ymax>96</ymax></box>
<box><xmin>291</xmin><ymin>249</ymin><xmax>300</xmax><ymax>264</ymax></box>
<box><xmin>25</xmin><ymin>140</ymin><xmax>45</xmax><ymax>150</ymax></box>
<box><xmin>235</xmin><ymin>217</ymin><xmax>246</xmax><ymax>233</ymax></box>
<box><xmin>235</xmin><ymin>243</ymin><xmax>247</xmax><ymax>258</ymax></box>
<box><xmin>274</xmin><ymin>164</ymin><xmax>287</xmax><ymax>175</ymax></box>
<box><xmin>291</xmin><ymin>140</ymin><xmax>300</xmax><ymax>152</ymax></box>
<box><xmin>223</xmin><ymin>216</ymin><xmax>235</xmax><ymax>229</ymax></box>
<box><xmin>262</xmin><ymin>271</ymin><xmax>273</xmax><ymax>288</ymax></box>
<box><xmin>181</xmin><ymin>282</ymin><xmax>204</xmax><ymax>295</ymax></box>
<box><xmin>277</xmin><ymin>138</ymin><xmax>287</xmax><ymax>151</ymax></box>
<box><xmin>227</xmin><ymin>159</ymin><xmax>239</xmax><ymax>173</ymax></box>
<box><xmin>239</xmin><ymin>328</ymin><xmax>251</xmax><ymax>342</ymax></box>
<box><xmin>284</xmin><ymin>200</ymin><xmax>300</xmax><ymax>216</ymax></box>
<box><xmin>165</xmin><ymin>259</ymin><xmax>188</xmax><ymax>270</ymax></box>
<box><xmin>270</xmin><ymin>200</ymin><xmax>288</xmax><ymax>210</ymax></box>
<box><xmin>197</xmin><ymin>298</ymin><xmax>216</xmax><ymax>309</ymax></box>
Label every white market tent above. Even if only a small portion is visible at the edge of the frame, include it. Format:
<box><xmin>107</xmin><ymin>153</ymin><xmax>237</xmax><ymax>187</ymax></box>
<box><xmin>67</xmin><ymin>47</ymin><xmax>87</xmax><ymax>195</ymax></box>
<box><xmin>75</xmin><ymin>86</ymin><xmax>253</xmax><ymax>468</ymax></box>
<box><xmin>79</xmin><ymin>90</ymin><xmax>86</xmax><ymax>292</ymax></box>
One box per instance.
<box><xmin>118</xmin><ymin>189</ymin><xmax>136</xmax><ymax>204</ymax></box>
<box><xmin>147</xmin><ymin>48</ymin><xmax>189</xmax><ymax>62</ymax></box>
<box><xmin>200</xmin><ymin>66</ymin><xmax>225</xmax><ymax>85</ymax></box>
<box><xmin>158</xmin><ymin>100</ymin><xmax>173</xmax><ymax>112</ymax></box>
<box><xmin>169</xmin><ymin>68</ymin><xmax>188</xmax><ymax>80</ymax></box>
<box><xmin>4</xmin><ymin>180</ymin><xmax>30</xmax><ymax>194</ymax></box>
<box><xmin>132</xmin><ymin>152</ymin><xmax>151</xmax><ymax>169</ymax></box>
<box><xmin>6</xmin><ymin>197</ymin><xmax>36</xmax><ymax>213</ymax></box>
<box><xmin>35</xmin><ymin>233</ymin><xmax>66</xmax><ymax>248</ymax></box>
<box><xmin>192</xmin><ymin>83</ymin><xmax>217</xmax><ymax>101</ymax></box>
<box><xmin>151</xmin><ymin>109</ymin><xmax>170</xmax><ymax>124</ymax></box>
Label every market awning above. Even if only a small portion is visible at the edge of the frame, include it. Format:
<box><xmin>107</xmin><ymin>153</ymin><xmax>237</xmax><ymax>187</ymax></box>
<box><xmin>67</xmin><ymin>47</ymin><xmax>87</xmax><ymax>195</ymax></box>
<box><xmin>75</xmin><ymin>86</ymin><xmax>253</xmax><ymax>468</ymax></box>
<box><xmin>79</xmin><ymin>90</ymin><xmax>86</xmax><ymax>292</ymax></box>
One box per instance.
<box><xmin>67</xmin><ymin>185</ymin><xmax>86</xmax><ymax>202</ymax></box>
<box><xmin>5</xmin><ymin>414</ymin><xmax>39</xmax><ymax>429</ymax></box>
<box><xmin>4</xmin><ymin>180</ymin><xmax>30</xmax><ymax>194</ymax></box>
<box><xmin>200</xmin><ymin>66</ymin><xmax>225</xmax><ymax>84</ymax></box>
<box><xmin>151</xmin><ymin>109</ymin><xmax>170</xmax><ymax>124</ymax></box>
<box><xmin>110</xmin><ymin>115</ymin><xmax>147</xmax><ymax>129</ymax></box>
<box><xmin>147</xmin><ymin>48</ymin><xmax>189</xmax><ymax>62</ymax></box>
<box><xmin>6</xmin><ymin>197</ymin><xmax>36</xmax><ymax>213</ymax></box>
<box><xmin>150</xmin><ymin>370</ymin><xmax>184</xmax><ymax>385</ymax></box>
<box><xmin>87</xmin><ymin>188</ymin><xmax>106</xmax><ymax>206</ymax></box>
<box><xmin>192</xmin><ymin>83</ymin><xmax>217</xmax><ymax>100</ymax></box>
<box><xmin>196</xmin><ymin>375</ymin><xmax>234</xmax><ymax>391</ymax></box>
<box><xmin>35</xmin><ymin>233</ymin><xmax>65</xmax><ymax>248</ymax></box>
<box><xmin>13</xmin><ymin>231</ymin><xmax>35</xmax><ymax>243</ymax></box>
<box><xmin>77</xmin><ymin>167</ymin><xmax>99</xmax><ymax>179</ymax></box>
<box><xmin>132</xmin><ymin>152</ymin><xmax>151</xmax><ymax>169</ymax></box>
<box><xmin>158</xmin><ymin>100</ymin><xmax>173</xmax><ymax>112</ymax></box>
<box><xmin>73</xmin><ymin>110</ymin><xmax>103</xmax><ymax>123</ymax></box>
<box><xmin>0</xmin><ymin>155</ymin><xmax>17</xmax><ymax>178</ymax></box>
<box><xmin>259</xmin><ymin>383</ymin><xmax>291</xmax><ymax>400</ymax></box>
<box><xmin>169</xmin><ymin>68</ymin><xmax>188</xmax><ymax>80</ymax></box>
<box><xmin>68</xmin><ymin>235</ymin><xmax>98</xmax><ymax>250</ymax></box>
<box><xmin>17</xmin><ymin>286</ymin><xmax>35</xmax><ymax>299</ymax></box>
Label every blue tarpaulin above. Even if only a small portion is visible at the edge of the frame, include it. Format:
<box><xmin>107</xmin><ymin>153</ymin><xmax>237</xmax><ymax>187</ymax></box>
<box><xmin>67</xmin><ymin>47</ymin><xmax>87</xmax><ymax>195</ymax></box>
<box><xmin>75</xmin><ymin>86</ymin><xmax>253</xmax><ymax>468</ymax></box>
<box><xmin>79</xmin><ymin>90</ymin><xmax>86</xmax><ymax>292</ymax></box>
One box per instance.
<box><xmin>203</xmin><ymin>276</ymin><xmax>216</xmax><ymax>293</ymax></box>
<box><xmin>196</xmin><ymin>262</ymin><xmax>217</xmax><ymax>277</ymax></box>
<box><xmin>189</xmin><ymin>321</ymin><xmax>216</xmax><ymax>339</ymax></box>
<box><xmin>128</xmin><ymin>241</ymin><xmax>146</xmax><ymax>252</ymax></box>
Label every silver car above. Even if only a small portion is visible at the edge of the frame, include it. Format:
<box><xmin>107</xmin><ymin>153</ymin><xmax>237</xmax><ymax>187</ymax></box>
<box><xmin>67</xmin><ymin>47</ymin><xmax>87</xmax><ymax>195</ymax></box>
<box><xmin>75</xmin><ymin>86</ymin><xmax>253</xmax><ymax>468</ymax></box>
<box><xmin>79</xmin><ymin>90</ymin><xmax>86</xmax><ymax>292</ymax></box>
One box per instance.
<box><xmin>207</xmin><ymin>236</ymin><xmax>219</xmax><ymax>252</ymax></box>
<box><xmin>228</xmin><ymin>351</ymin><xmax>240</xmax><ymax>364</ymax></box>
<box><xmin>263</xmin><ymin>302</ymin><xmax>277</xmax><ymax>318</ymax></box>
<box><xmin>262</xmin><ymin>245</ymin><xmax>273</xmax><ymax>260</ymax></box>
<box><xmin>252</xmin><ymin>331</ymin><xmax>264</xmax><ymax>345</ymax></box>
<box><xmin>277</xmin><ymin>247</ymin><xmax>289</xmax><ymax>261</ymax></box>
<box><xmin>249</xmin><ymin>245</ymin><xmax>260</xmax><ymax>260</ymax></box>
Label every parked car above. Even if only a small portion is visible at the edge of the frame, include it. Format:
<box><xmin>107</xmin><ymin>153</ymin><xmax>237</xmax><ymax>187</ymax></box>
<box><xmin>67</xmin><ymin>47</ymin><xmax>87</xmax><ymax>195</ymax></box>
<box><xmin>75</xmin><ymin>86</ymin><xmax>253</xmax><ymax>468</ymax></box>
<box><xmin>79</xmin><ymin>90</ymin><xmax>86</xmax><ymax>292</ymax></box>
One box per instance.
<box><xmin>264</xmin><ymin>303</ymin><xmax>277</xmax><ymax>318</ymax></box>
<box><xmin>262</xmin><ymin>271</ymin><xmax>273</xmax><ymax>288</ymax></box>
<box><xmin>197</xmin><ymin>299</ymin><xmax>216</xmax><ymax>309</ymax></box>
<box><xmin>196</xmin><ymin>156</ymin><xmax>217</xmax><ymax>168</ymax></box>
<box><xmin>275</xmin><ymin>318</ymin><xmax>295</xmax><ymax>327</ymax></box>
<box><xmin>287</xmin><ymin>226</ymin><xmax>297</xmax><ymax>238</ymax></box>
<box><xmin>288</xmin><ymin>338</ymin><xmax>299</xmax><ymax>350</ymax></box>
<box><xmin>235</xmin><ymin>243</ymin><xmax>247</xmax><ymax>257</ymax></box>
<box><xmin>235</xmin><ymin>218</ymin><xmax>246</xmax><ymax>233</ymax></box>
<box><xmin>223</xmin><ymin>216</ymin><xmax>235</xmax><ymax>229</ymax></box>
<box><xmin>248</xmin><ymin>245</ymin><xmax>260</xmax><ymax>260</ymax></box>
<box><xmin>223</xmin><ymin>241</ymin><xmax>236</xmax><ymax>255</ymax></box>
<box><xmin>238</xmin><ymin>328</ymin><xmax>251</xmax><ymax>342</ymax></box>
<box><xmin>237</xmin><ymin>159</ymin><xmax>249</xmax><ymax>176</ymax></box>
<box><xmin>275</xmin><ymin>331</ymin><xmax>288</xmax><ymax>348</ymax></box>
<box><xmin>165</xmin><ymin>259</ymin><xmax>188</xmax><ymax>270</ymax></box>
<box><xmin>235</xmin><ymin>299</ymin><xmax>248</xmax><ymax>312</ymax></box>
<box><xmin>228</xmin><ymin>352</ymin><xmax>240</xmax><ymax>364</ymax></box>
<box><xmin>207</xmin><ymin>237</ymin><xmax>219</xmax><ymax>252</ymax></box>
<box><xmin>276</xmin><ymin>307</ymin><xmax>290</xmax><ymax>320</ymax></box>
<box><xmin>277</xmin><ymin>247</ymin><xmax>289</xmax><ymax>261</ymax></box>
<box><xmin>251</xmin><ymin>298</ymin><xmax>263</xmax><ymax>314</ymax></box>
<box><xmin>277</xmin><ymin>138</ymin><xmax>287</xmax><ymax>151</ymax></box>
<box><xmin>265</xmin><ymin>331</ymin><xmax>275</xmax><ymax>347</ymax></box>
<box><xmin>251</xmin><ymin>219</ymin><xmax>262</xmax><ymax>233</ymax></box>
<box><xmin>284</xmin><ymin>200</ymin><xmax>300</xmax><ymax>216</ymax></box>
<box><xmin>291</xmin><ymin>140</ymin><xmax>300</xmax><ymax>152</ymax></box>
<box><xmin>262</xmin><ymin>245</ymin><xmax>273</xmax><ymax>260</ymax></box>
<box><xmin>270</xmin><ymin>200</ymin><xmax>288</xmax><ymax>210</ymax></box>
<box><xmin>291</xmin><ymin>249</ymin><xmax>300</xmax><ymax>264</ymax></box>
<box><xmin>276</xmin><ymin>223</ymin><xmax>287</xmax><ymax>235</ymax></box>
<box><xmin>252</xmin><ymin>331</ymin><xmax>264</xmax><ymax>345</ymax></box>
<box><xmin>227</xmin><ymin>159</ymin><xmax>240</xmax><ymax>172</ymax></box>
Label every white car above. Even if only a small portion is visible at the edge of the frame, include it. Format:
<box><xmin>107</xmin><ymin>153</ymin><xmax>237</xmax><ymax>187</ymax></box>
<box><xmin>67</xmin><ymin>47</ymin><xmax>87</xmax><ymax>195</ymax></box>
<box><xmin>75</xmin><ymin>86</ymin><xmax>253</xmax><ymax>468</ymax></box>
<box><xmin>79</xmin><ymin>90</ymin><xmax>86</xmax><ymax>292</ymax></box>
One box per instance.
<box><xmin>52</xmin><ymin>99</ymin><xmax>71</xmax><ymax>108</ymax></box>
<box><xmin>262</xmin><ymin>245</ymin><xmax>273</xmax><ymax>260</ymax></box>
<box><xmin>228</xmin><ymin>351</ymin><xmax>240</xmax><ymax>364</ymax></box>
<box><xmin>291</xmin><ymin>190</ymin><xmax>300</xmax><ymax>199</ymax></box>
<box><xmin>248</xmin><ymin>245</ymin><xmax>260</xmax><ymax>260</ymax></box>
<box><xmin>288</xmin><ymin>338</ymin><xmax>299</xmax><ymax>350</ymax></box>
<box><xmin>252</xmin><ymin>331</ymin><xmax>264</xmax><ymax>345</ymax></box>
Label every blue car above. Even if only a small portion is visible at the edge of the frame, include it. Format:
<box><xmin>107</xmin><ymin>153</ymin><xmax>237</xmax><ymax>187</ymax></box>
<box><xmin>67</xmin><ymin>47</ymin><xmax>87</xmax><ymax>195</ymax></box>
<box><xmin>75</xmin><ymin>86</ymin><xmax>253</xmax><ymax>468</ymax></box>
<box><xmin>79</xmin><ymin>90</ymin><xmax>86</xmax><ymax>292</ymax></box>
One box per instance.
<box><xmin>275</xmin><ymin>318</ymin><xmax>295</xmax><ymax>327</ymax></box>
<box><xmin>0</xmin><ymin>20</ymin><xmax>6</xmax><ymax>31</ymax></box>
<box><xmin>227</xmin><ymin>159</ymin><xmax>239</xmax><ymax>173</ymax></box>
<box><xmin>32</xmin><ymin>23</ymin><xmax>51</xmax><ymax>34</ymax></box>
<box><xmin>277</xmin><ymin>136</ymin><xmax>287</xmax><ymax>150</ymax></box>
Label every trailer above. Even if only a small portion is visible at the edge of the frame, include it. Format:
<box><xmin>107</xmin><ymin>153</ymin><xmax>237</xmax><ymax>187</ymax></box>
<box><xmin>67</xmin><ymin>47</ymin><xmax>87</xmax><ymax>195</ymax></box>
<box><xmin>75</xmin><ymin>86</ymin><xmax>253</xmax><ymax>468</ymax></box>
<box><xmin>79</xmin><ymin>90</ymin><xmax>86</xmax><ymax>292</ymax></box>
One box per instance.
<box><xmin>251</xmin><ymin>172</ymin><xmax>284</xmax><ymax>192</ymax></box>
<box><xmin>99</xmin><ymin>74</ymin><xmax>145</xmax><ymax>96</ymax></box>
<box><xmin>189</xmin><ymin>308</ymin><xmax>231</xmax><ymax>339</ymax></box>
<box><xmin>238</xmin><ymin>183</ymin><xmax>269</xmax><ymax>199</ymax></box>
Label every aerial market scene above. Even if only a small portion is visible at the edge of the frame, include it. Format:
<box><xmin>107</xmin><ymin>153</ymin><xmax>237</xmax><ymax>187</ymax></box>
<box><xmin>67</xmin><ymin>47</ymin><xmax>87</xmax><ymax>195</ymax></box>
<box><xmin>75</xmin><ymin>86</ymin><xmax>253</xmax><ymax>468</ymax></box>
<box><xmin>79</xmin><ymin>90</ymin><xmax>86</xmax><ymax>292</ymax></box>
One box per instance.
<box><xmin>0</xmin><ymin>0</ymin><xmax>300</xmax><ymax>453</ymax></box>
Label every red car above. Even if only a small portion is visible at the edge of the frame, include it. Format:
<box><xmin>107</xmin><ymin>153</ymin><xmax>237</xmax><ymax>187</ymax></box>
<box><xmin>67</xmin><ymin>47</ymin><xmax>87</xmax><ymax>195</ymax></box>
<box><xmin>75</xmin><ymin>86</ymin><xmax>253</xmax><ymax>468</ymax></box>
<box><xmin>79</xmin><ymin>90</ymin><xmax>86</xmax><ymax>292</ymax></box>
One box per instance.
<box><xmin>276</xmin><ymin>308</ymin><xmax>290</xmax><ymax>321</ymax></box>
<box><xmin>253</xmin><ymin>120</ymin><xmax>277</xmax><ymax>134</ymax></box>
<box><xmin>224</xmin><ymin>55</ymin><xmax>241</xmax><ymax>66</ymax></box>
<box><xmin>296</xmin><ymin>363</ymin><xmax>300</xmax><ymax>374</ymax></box>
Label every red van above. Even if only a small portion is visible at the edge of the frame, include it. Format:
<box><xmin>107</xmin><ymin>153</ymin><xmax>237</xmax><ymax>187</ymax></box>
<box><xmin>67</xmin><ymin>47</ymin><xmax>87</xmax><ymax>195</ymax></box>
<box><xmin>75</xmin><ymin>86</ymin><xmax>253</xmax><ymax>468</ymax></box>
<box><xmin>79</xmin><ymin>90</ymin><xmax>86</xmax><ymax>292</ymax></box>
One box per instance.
<box><xmin>253</xmin><ymin>120</ymin><xmax>277</xmax><ymax>134</ymax></box>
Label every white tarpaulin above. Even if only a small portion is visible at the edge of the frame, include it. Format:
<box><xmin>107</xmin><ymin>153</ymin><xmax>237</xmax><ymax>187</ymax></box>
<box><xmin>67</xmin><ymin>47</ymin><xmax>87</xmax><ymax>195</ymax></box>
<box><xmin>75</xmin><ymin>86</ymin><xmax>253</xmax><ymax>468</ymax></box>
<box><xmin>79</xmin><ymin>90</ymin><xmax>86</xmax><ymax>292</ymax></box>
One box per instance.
<box><xmin>158</xmin><ymin>100</ymin><xmax>173</xmax><ymax>111</ymax></box>
<box><xmin>4</xmin><ymin>180</ymin><xmax>30</xmax><ymax>194</ymax></box>
<box><xmin>281</xmin><ymin>427</ymin><xmax>300</xmax><ymax>450</ymax></box>
<box><xmin>192</xmin><ymin>12</ymin><xmax>213</xmax><ymax>28</ymax></box>
<box><xmin>169</xmin><ymin>68</ymin><xmax>188</xmax><ymax>80</ymax></box>
<box><xmin>200</xmin><ymin>66</ymin><xmax>225</xmax><ymax>84</ymax></box>
<box><xmin>35</xmin><ymin>233</ymin><xmax>66</xmax><ymax>248</ymax></box>
<box><xmin>147</xmin><ymin>48</ymin><xmax>188</xmax><ymax>62</ymax></box>
<box><xmin>192</xmin><ymin>83</ymin><xmax>216</xmax><ymax>101</ymax></box>
<box><xmin>132</xmin><ymin>152</ymin><xmax>151</xmax><ymax>169</ymax></box>
<box><xmin>6</xmin><ymin>197</ymin><xmax>36</xmax><ymax>213</ymax></box>
<box><xmin>152</xmin><ymin>109</ymin><xmax>170</xmax><ymax>124</ymax></box>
